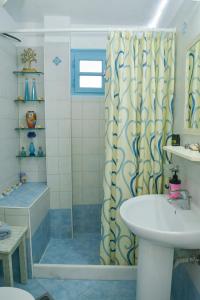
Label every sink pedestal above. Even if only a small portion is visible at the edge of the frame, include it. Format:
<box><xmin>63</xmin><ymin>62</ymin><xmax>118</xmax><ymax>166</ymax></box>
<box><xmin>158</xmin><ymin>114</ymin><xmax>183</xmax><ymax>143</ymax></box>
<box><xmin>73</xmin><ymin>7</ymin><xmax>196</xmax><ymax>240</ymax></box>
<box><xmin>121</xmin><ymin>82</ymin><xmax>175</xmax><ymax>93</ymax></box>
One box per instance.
<box><xmin>136</xmin><ymin>238</ymin><xmax>174</xmax><ymax>300</ymax></box>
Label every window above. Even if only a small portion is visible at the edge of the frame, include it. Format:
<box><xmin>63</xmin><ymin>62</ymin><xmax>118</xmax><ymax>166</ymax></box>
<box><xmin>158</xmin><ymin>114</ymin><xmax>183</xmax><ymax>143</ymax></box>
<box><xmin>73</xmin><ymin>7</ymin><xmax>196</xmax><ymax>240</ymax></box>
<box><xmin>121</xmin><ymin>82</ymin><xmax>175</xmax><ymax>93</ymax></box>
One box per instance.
<box><xmin>71</xmin><ymin>49</ymin><xmax>106</xmax><ymax>95</ymax></box>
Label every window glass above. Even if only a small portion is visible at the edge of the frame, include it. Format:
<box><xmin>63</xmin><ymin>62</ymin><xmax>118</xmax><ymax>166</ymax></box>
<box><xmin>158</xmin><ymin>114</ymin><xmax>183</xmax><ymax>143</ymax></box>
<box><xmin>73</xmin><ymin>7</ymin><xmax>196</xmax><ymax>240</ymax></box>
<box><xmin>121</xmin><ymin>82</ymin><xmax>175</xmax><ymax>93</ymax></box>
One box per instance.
<box><xmin>79</xmin><ymin>60</ymin><xmax>102</xmax><ymax>73</ymax></box>
<box><xmin>79</xmin><ymin>76</ymin><xmax>102</xmax><ymax>88</ymax></box>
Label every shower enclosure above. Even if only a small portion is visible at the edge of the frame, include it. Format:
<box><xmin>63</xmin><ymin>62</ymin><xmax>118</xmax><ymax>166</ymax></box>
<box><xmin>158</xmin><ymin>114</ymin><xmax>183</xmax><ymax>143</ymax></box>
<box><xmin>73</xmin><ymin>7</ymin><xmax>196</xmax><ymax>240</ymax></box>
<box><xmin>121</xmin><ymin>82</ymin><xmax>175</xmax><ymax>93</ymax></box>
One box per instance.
<box><xmin>28</xmin><ymin>32</ymin><xmax>106</xmax><ymax>266</ymax></box>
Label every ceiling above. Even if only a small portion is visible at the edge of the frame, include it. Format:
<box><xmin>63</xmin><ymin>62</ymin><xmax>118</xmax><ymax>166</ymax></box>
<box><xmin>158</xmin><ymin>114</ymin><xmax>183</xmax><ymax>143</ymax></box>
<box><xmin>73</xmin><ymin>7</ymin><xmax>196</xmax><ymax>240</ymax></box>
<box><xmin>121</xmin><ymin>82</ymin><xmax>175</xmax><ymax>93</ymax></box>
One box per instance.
<box><xmin>4</xmin><ymin>0</ymin><xmax>185</xmax><ymax>26</ymax></box>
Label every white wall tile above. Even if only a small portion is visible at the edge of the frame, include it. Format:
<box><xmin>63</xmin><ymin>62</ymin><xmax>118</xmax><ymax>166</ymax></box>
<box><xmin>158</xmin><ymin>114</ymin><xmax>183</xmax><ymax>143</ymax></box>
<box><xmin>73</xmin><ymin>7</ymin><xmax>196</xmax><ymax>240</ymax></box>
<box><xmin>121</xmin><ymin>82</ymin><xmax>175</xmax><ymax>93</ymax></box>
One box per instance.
<box><xmin>72</xmin><ymin>120</ymin><xmax>82</xmax><ymax>138</ymax></box>
<box><xmin>82</xmin><ymin>171</ymin><xmax>100</xmax><ymax>188</ymax></box>
<box><xmin>72</xmin><ymin>102</ymin><xmax>82</xmax><ymax>119</ymax></box>
<box><xmin>82</xmin><ymin>155</ymin><xmax>99</xmax><ymax>171</ymax></box>
<box><xmin>82</xmin><ymin>138</ymin><xmax>101</xmax><ymax>154</ymax></box>
<box><xmin>57</xmin><ymin>100</ymin><xmax>71</xmax><ymax>119</ymax></box>
<box><xmin>59</xmin><ymin>174</ymin><xmax>72</xmax><ymax>192</ymax></box>
<box><xmin>60</xmin><ymin>191</ymin><xmax>72</xmax><ymax>208</ymax></box>
<box><xmin>50</xmin><ymin>191</ymin><xmax>60</xmax><ymax>208</ymax></box>
<box><xmin>82</xmin><ymin>120</ymin><xmax>99</xmax><ymax>138</ymax></box>
<box><xmin>82</xmin><ymin>187</ymin><xmax>100</xmax><ymax>205</ymax></box>
<box><xmin>72</xmin><ymin>138</ymin><xmax>82</xmax><ymax>155</ymax></box>
<box><xmin>47</xmin><ymin>157</ymin><xmax>59</xmax><ymax>174</ymax></box>
<box><xmin>46</xmin><ymin>138</ymin><xmax>58</xmax><ymax>157</ymax></box>
<box><xmin>72</xmin><ymin>155</ymin><xmax>82</xmax><ymax>171</ymax></box>
<box><xmin>46</xmin><ymin>120</ymin><xmax>58</xmax><ymax>138</ymax></box>
<box><xmin>58</xmin><ymin>157</ymin><xmax>71</xmax><ymax>174</ymax></box>
<box><xmin>58</xmin><ymin>138</ymin><xmax>71</xmax><ymax>156</ymax></box>
<box><xmin>47</xmin><ymin>174</ymin><xmax>59</xmax><ymax>191</ymax></box>
<box><xmin>58</xmin><ymin>119</ymin><xmax>71</xmax><ymax>138</ymax></box>
<box><xmin>82</xmin><ymin>102</ymin><xmax>100</xmax><ymax>120</ymax></box>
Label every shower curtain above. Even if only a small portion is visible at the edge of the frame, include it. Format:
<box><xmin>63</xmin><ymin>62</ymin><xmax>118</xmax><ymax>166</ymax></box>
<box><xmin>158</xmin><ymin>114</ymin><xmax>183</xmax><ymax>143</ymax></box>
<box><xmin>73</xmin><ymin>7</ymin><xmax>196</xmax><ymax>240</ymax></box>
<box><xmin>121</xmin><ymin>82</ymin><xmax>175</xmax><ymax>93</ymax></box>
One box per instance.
<box><xmin>100</xmin><ymin>31</ymin><xmax>175</xmax><ymax>265</ymax></box>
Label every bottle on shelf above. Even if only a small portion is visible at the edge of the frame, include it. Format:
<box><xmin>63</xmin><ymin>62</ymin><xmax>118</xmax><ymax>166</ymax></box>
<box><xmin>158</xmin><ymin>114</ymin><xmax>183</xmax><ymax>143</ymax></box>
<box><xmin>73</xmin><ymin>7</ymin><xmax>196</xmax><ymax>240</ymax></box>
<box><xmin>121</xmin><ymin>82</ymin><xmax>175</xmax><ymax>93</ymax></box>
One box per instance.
<box><xmin>29</xmin><ymin>142</ymin><xmax>36</xmax><ymax>157</ymax></box>
<box><xmin>24</xmin><ymin>78</ymin><xmax>30</xmax><ymax>101</ymax></box>
<box><xmin>31</xmin><ymin>78</ymin><xmax>37</xmax><ymax>101</ymax></box>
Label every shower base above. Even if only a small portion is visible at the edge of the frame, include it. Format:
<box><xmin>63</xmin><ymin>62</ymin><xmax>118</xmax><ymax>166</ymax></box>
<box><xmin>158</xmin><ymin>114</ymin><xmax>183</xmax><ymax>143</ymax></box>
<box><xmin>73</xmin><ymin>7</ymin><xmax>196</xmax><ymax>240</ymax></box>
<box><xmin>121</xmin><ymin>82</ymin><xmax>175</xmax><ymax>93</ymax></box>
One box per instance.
<box><xmin>39</xmin><ymin>232</ymin><xmax>101</xmax><ymax>265</ymax></box>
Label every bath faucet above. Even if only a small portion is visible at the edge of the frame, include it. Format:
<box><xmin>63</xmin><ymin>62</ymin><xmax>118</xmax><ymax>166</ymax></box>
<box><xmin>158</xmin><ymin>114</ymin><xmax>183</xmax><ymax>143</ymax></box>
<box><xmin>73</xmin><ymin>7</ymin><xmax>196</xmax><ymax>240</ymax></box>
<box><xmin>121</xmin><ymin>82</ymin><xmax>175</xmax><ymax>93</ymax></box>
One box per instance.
<box><xmin>168</xmin><ymin>189</ymin><xmax>192</xmax><ymax>210</ymax></box>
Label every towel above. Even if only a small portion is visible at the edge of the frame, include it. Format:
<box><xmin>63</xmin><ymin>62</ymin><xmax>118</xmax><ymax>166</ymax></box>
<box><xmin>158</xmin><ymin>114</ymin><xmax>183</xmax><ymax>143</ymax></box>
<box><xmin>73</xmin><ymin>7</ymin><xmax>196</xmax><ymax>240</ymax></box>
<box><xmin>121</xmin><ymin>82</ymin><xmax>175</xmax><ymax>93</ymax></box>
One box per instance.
<box><xmin>0</xmin><ymin>223</ymin><xmax>11</xmax><ymax>234</ymax></box>
<box><xmin>0</xmin><ymin>232</ymin><xmax>11</xmax><ymax>240</ymax></box>
<box><xmin>0</xmin><ymin>223</ymin><xmax>11</xmax><ymax>239</ymax></box>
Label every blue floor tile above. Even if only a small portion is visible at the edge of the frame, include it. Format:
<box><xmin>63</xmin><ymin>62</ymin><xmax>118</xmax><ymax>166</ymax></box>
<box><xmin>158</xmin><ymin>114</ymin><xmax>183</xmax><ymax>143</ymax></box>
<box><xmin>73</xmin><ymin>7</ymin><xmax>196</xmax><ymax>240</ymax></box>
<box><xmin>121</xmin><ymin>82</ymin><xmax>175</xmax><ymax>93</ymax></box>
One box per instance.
<box><xmin>40</xmin><ymin>233</ymin><xmax>101</xmax><ymax>265</ymax></box>
<box><xmin>16</xmin><ymin>278</ymin><xmax>136</xmax><ymax>300</ymax></box>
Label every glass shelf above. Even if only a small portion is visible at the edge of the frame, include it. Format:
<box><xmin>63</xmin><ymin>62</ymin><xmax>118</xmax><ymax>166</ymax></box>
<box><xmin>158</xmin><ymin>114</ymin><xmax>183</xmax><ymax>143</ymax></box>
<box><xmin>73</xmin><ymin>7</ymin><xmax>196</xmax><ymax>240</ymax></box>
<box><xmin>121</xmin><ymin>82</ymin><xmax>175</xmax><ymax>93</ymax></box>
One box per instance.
<box><xmin>16</xmin><ymin>155</ymin><xmax>46</xmax><ymax>158</ymax></box>
<box><xmin>15</xmin><ymin>127</ymin><xmax>45</xmax><ymax>130</ymax></box>
<box><xmin>14</xmin><ymin>99</ymin><xmax>45</xmax><ymax>103</ymax></box>
<box><xmin>13</xmin><ymin>71</ymin><xmax>44</xmax><ymax>75</ymax></box>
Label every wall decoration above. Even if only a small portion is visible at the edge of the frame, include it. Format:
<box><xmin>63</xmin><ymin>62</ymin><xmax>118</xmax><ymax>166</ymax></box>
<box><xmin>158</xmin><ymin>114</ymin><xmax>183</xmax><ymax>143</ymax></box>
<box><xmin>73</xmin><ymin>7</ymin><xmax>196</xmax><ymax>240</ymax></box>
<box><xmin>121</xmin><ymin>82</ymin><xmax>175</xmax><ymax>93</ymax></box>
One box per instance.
<box><xmin>53</xmin><ymin>56</ymin><xmax>62</xmax><ymax>66</ymax></box>
<box><xmin>17</xmin><ymin>96</ymin><xmax>24</xmax><ymax>101</ymax></box>
<box><xmin>27</xmin><ymin>131</ymin><xmax>36</xmax><ymax>139</ymax></box>
<box><xmin>21</xmin><ymin>48</ymin><xmax>37</xmax><ymax>72</ymax></box>
<box><xmin>26</xmin><ymin>111</ymin><xmax>37</xmax><ymax>128</ymax></box>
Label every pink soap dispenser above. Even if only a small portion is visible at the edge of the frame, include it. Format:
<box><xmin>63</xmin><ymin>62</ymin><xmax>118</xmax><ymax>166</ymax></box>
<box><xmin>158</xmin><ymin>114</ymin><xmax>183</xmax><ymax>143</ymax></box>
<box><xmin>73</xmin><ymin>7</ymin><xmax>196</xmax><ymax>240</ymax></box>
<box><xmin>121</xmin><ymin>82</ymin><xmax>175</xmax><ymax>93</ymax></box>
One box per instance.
<box><xmin>169</xmin><ymin>167</ymin><xmax>181</xmax><ymax>199</ymax></box>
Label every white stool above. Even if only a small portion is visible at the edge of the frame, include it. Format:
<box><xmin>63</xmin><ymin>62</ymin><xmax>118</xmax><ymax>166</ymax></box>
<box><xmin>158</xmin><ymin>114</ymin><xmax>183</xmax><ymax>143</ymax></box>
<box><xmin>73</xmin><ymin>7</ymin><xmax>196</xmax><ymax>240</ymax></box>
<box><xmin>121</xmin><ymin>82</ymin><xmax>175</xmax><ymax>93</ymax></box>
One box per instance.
<box><xmin>0</xmin><ymin>287</ymin><xmax>35</xmax><ymax>300</ymax></box>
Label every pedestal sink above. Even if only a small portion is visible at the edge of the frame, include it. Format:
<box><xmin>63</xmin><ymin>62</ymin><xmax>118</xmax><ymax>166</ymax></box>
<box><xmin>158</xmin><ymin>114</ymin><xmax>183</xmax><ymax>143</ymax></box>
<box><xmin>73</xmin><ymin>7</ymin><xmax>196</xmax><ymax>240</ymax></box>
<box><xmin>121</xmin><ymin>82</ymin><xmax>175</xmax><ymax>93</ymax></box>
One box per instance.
<box><xmin>120</xmin><ymin>194</ymin><xmax>200</xmax><ymax>300</ymax></box>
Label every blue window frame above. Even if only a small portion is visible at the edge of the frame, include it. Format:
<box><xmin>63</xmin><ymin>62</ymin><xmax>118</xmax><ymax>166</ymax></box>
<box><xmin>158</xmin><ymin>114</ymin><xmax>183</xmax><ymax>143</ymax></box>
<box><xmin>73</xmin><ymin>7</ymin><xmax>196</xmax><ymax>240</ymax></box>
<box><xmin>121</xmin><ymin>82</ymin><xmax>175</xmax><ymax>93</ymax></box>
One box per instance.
<box><xmin>71</xmin><ymin>49</ymin><xmax>106</xmax><ymax>95</ymax></box>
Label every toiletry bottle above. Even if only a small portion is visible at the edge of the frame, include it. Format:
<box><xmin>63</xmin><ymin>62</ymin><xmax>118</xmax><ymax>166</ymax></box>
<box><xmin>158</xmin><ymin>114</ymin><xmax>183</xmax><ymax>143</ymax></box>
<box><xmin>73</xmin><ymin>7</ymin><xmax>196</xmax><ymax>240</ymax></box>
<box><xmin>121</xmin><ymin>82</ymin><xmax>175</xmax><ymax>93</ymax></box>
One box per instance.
<box><xmin>169</xmin><ymin>168</ymin><xmax>181</xmax><ymax>199</ymax></box>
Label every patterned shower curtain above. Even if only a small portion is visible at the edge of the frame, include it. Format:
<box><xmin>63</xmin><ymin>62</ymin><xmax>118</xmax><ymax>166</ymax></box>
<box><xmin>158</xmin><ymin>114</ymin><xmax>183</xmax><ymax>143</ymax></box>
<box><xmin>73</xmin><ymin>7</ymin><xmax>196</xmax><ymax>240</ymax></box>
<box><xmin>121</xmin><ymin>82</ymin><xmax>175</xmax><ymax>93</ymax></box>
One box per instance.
<box><xmin>100</xmin><ymin>31</ymin><xmax>175</xmax><ymax>265</ymax></box>
<box><xmin>186</xmin><ymin>40</ymin><xmax>200</xmax><ymax>128</ymax></box>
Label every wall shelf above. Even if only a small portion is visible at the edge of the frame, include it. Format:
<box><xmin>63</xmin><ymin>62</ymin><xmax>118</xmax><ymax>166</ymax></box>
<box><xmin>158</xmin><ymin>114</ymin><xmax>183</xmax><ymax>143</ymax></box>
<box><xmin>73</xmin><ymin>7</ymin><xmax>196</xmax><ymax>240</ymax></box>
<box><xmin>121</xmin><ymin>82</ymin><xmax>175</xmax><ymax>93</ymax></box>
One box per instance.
<box><xmin>16</xmin><ymin>155</ymin><xmax>46</xmax><ymax>158</ymax></box>
<box><xmin>15</xmin><ymin>128</ymin><xmax>45</xmax><ymax>131</ymax></box>
<box><xmin>13</xmin><ymin>71</ymin><xmax>44</xmax><ymax>75</ymax></box>
<box><xmin>163</xmin><ymin>146</ymin><xmax>200</xmax><ymax>162</ymax></box>
<box><xmin>14</xmin><ymin>99</ymin><xmax>45</xmax><ymax>103</ymax></box>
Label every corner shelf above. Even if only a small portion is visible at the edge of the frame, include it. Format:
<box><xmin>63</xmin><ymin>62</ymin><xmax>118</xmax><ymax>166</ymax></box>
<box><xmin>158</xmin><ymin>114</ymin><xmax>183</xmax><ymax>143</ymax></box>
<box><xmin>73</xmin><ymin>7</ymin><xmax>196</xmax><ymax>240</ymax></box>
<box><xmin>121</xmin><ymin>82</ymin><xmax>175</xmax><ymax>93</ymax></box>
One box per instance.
<box><xmin>16</xmin><ymin>155</ymin><xmax>46</xmax><ymax>159</ymax></box>
<box><xmin>163</xmin><ymin>146</ymin><xmax>200</xmax><ymax>162</ymax></box>
<box><xmin>15</xmin><ymin>128</ymin><xmax>45</xmax><ymax>131</ymax></box>
<box><xmin>14</xmin><ymin>99</ymin><xmax>45</xmax><ymax>103</ymax></box>
<box><xmin>13</xmin><ymin>71</ymin><xmax>44</xmax><ymax>76</ymax></box>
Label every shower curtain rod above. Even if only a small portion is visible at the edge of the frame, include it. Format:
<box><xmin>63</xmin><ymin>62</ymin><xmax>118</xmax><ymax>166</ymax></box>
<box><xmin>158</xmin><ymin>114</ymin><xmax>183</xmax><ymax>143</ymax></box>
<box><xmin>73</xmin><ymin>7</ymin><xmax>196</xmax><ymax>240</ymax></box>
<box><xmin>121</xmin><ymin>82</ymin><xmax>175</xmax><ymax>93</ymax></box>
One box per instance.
<box><xmin>1</xmin><ymin>27</ymin><xmax>176</xmax><ymax>34</ymax></box>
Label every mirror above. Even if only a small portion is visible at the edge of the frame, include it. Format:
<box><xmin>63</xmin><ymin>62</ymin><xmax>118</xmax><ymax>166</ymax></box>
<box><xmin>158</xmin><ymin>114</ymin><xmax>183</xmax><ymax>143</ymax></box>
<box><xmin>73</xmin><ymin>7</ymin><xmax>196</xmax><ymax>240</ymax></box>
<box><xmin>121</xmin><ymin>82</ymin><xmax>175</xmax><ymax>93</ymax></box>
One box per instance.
<box><xmin>185</xmin><ymin>37</ymin><xmax>200</xmax><ymax>130</ymax></box>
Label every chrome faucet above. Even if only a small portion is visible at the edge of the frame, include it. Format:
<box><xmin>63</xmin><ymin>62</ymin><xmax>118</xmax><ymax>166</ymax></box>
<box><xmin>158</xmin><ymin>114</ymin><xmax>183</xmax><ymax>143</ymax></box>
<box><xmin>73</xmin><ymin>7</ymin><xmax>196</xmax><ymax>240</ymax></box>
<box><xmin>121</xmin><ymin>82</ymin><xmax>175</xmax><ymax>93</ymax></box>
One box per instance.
<box><xmin>167</xmin><ymin>189</ymin><xmax>192</xmax><ymax>210</ymax></box>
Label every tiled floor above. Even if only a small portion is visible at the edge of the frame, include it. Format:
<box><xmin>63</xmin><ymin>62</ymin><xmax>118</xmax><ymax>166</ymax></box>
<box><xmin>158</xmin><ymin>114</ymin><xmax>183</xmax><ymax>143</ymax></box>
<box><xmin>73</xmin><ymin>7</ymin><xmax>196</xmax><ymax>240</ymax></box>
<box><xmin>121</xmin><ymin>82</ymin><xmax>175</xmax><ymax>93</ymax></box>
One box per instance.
<box><xmin>15</xmin><ymin>278</ymin><xmax>136</xmax><ymax>300</ymax></box>
<box><xmin>40</xmin><ymin>233</ymin><xmax>101</xmax><ymax>264</ymax></box>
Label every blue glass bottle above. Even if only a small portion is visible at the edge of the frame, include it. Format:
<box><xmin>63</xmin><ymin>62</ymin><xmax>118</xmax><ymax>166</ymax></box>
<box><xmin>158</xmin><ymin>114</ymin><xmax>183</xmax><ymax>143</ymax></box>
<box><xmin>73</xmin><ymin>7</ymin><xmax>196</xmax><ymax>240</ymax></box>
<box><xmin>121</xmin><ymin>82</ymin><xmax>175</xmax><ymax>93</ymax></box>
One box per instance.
<box><xmin>29</xmin><ymin>142</ymin><xmax>36</xmax><ymax>156</ymax></box>
<box><xmin>31</xmin><ymin>78</ymin><xmax>37</xmax><ymax>101</ymax></box>
<box><xmin>24</xmin><ymin>78</ymin><xmax>30</xmax><ymax>101</ymax></box>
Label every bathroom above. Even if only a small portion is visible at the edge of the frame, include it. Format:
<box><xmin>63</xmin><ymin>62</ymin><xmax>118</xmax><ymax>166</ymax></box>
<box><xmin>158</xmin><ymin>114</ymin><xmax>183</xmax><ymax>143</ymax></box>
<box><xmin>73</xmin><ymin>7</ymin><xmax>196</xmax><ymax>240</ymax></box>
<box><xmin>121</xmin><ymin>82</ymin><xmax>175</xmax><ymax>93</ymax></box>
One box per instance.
<box><xmin>0</xmin><ymin>0</ymin><xmax>200</xmax><ymax>299</ymax></box>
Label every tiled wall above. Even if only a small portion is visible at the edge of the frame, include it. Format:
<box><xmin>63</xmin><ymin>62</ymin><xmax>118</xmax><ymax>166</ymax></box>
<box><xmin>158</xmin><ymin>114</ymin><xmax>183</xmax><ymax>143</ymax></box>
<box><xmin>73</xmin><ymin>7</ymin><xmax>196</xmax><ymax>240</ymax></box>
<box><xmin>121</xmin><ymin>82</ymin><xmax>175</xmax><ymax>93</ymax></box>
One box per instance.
<box><xmin>0</xmin><ymin>38</ymin><xmax>19</xmax><ymax>193</ymax></box>
<box><xmin>16</xmin><ymin>46</ymin><xmax>46</xmax><ymax>182</ymax></box>
<box><xmin>172</xmin><ymin>264</ymin><xmax>200</xmax><ymax>300</ymax></box>
<box><xmin>44</xmin><ymin>41</ymin><xmax>72</xmax><ymax>210</ymax></box>
<box><xmin>72</xmin><ymin>97</ymin><xmax>105</xmax><ymax>205</ymax></box>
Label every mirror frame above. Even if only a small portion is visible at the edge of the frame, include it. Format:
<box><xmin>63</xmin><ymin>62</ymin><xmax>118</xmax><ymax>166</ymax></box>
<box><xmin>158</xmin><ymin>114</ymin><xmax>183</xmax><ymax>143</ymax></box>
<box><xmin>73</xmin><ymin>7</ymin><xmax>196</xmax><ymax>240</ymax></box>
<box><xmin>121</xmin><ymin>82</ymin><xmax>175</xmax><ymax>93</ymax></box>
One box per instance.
<box><xmin>184</xmin><ymin>34</ymin><xmax>200</xmax><ymax>135</ymax></box>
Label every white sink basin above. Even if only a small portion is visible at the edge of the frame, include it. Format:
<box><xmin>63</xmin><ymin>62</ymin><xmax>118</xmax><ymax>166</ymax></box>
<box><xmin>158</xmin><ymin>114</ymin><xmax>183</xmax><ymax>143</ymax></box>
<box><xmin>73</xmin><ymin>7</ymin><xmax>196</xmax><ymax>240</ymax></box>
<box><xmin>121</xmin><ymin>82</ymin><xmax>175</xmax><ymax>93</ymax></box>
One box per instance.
<box><xmin>120</xmin><ymin>194</ymin><xmax>200</xmax><ymax>249</ymax></box>
<box><xmin>120</xmin><ymin>194</ymin><xmax>200</xmax><ymax>300</ymax></box>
